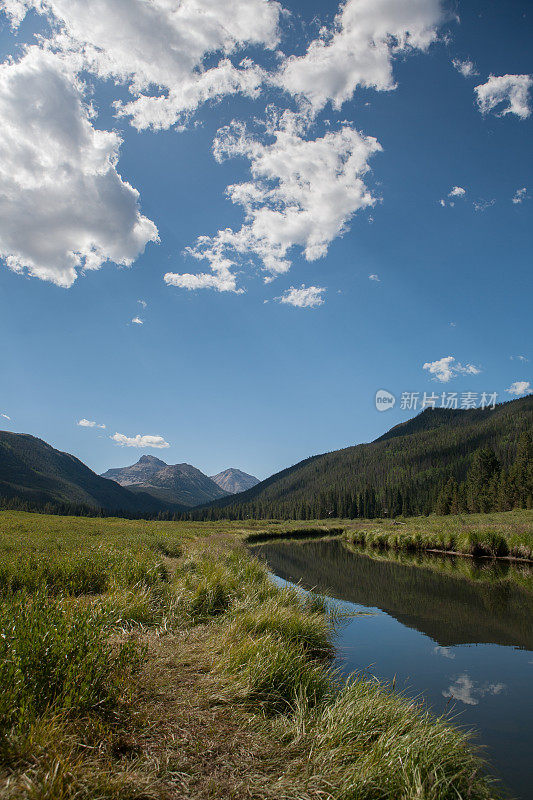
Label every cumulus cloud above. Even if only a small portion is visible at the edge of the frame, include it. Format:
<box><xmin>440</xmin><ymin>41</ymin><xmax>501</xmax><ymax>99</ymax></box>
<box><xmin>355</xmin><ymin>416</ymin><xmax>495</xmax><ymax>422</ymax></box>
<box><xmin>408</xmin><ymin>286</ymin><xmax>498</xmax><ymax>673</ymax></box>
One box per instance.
<box><xmin>111</xmin><ymin>432</ymin><xmax>170</xmax><ymax>448</ymax></box>
<box><xmin>443</xmin><ymin>674</ymin><xmax>505</xmax><ymax>706</ymax></box>
<box><xmin>4</xmin><ymin>0</ymin><xmax>282</xmax><ymax>131</ymax></box>
<box><xmin>449</xmin><ymin>186</ymin><xmax>466</xmax><ymax>198</ymax></box>
<box><xmin>452</xmin><ymin>58</ymin><xmax>478</xmax><ymax>78</ymax></box>
<box><xmin>131</xmin><ymin>316</ymin><xmax>144</xmax><ymax>325</ymax></box>
<box><xmin>506</xmin><ymin>381</ymin><xmax>531</xmax><ymax>397</ymax></box>
<box><xmin>164</xmin><ymin>266</ymin><xmax>242</xmax><ymax>294</ymax></box>
<box><xmin>166</xmin><ymin>114</ymin><xmax>381</xmax><ymax>293</ymax></box>
<box><xmin>277</xmin><ymin>0</ymin><xmax>444</xmax><ymax>114</ymax></box>
<box><xmin>423</xmin><ymin>356</ymin><xmax>481</xmax><ymax>383</ymax></box>
<box><xmin>0</xmin><ymin>48</ymin><xmax>158</xmax><ymax>287</ymax></box>
<box><xmin>277</xmin><ymin>284</ymin><xmax>325</xmax><ymax>308</ymax></box>
<box><xmin>512</xmin><ymin>187</ymin><xmax>528</xmax><ymax>204</ymax></box>
<box><xmin>439</xmin><ymin>185</ymin><xmax>466</xmax><ymax>207</ymax></box>
<box><xmin>368</xmin><ymin>273</ymin><xmax>380</xmax><ymax>281</ymax></box>
<box><xmin>475</xmin><ymin>74</ymin><xmax>532</xmax><ymax>119</ymax></box>
<box><xmin>78</xmin><ymin>418</ymin><xmax>106</xmax><ymax>428</ymax></box>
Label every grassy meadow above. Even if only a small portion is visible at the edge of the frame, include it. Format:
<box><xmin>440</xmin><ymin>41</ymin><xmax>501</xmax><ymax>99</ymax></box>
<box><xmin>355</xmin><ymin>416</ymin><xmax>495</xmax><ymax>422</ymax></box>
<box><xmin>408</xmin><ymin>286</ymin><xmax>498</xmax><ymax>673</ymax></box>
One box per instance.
<box><xmin>343</xmin><ymin>509</ymin><xmax>533</xmax><ymax>560</ymax></box>
<box><xmin>0</xmin><ymin>509</ymin><xmax>512</xmax><ymax>799</ymax></box>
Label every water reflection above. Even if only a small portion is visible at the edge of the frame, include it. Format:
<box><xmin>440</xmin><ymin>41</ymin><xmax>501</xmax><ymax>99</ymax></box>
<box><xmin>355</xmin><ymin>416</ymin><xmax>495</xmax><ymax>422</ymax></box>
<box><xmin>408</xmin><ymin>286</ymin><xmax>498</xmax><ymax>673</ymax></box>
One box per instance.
<box><xmin>252</xmin><ymin>537</ymin><xmax>533</xmax><ymax>799</ymax></box>
<box><xmin>442</xmin><ymin>674</ymin><xmax>506</xmax><ymax>706</ymax></box>
<box><xmin>252</xmin><ymin>537</ymin><xmax>533</xmax><ymax>650</ymax></box>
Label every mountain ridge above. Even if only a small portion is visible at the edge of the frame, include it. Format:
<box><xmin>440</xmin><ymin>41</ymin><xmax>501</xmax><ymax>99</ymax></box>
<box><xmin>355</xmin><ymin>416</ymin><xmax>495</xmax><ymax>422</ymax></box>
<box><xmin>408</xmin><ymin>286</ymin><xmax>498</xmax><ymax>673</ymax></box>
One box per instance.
<box><xmin>101</xmin><ymin>457</ymin><xmax>229</xmax><ymax>508</ymax></box>
<box><xmin>0</xmin><ymin>431</ymin><xmax>185</xmax><ymax>514</ymax></box>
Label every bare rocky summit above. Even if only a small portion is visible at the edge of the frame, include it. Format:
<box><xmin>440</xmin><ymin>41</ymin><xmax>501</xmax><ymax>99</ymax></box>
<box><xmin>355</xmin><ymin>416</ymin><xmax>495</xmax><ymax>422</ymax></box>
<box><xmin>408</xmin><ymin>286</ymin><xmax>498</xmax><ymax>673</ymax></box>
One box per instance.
<box><xmin>101</xmin><ymin>456</ymin><xmax>230</xmax><ymax>507</ymax></box>
<box><xmin>210</xmin><ymin>468</ymin><xmax>260</xmax><ymax>494</ymax></box>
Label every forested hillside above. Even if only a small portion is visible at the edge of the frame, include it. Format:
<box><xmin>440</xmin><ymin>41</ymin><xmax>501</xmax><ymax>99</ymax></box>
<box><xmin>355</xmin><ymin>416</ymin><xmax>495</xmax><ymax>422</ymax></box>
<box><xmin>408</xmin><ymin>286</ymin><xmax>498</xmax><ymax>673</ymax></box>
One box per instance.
<box><xmin>0</xmin><ymin>432</ymin><xmax>186</xmax><ymax>515</ymax></box>
<box><xmin>191</xmin><ymin>396</ymin><xmax>533</xmax><ymax>520</ymax></box>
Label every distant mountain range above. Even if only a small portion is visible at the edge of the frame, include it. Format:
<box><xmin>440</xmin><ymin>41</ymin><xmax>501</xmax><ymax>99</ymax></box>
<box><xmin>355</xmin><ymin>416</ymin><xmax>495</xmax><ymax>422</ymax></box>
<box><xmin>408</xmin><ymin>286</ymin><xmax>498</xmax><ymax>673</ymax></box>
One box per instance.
<box><xmin>101</xmin><ymin>456</ymin><xmax>233</xmax><ymax>508</ymax></box>
<box><xmin>210</xmin><ymin>468</ymin><xmax>259</xmax><ymax>494</ymax></box>
<box><xmin>1</xmin><ymin>396</ymin><xmax>531</xmax><ymax>518</ymax></box>
<box><xmin>0</xmin><ymin>431</ymin><xmax>185</xmax><ymax>514</ymax></box>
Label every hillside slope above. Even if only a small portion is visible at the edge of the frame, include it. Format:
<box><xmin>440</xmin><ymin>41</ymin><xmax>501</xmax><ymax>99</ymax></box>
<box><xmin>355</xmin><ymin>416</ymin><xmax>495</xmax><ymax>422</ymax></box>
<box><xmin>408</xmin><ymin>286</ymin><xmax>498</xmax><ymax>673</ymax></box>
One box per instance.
<box><xmin>102</xmin><ymin>456</ymin><xmax>229</xmax><ymax>507</ymax></box>
<box><xmin>0</xmin><ymin>432</ymin><xmax>184</xmax><ymax>513</ymax></box>
<box><xmin>193</xmin><ymin>396</ymin><xmax>533</xmax><ymax>519</ymax></box>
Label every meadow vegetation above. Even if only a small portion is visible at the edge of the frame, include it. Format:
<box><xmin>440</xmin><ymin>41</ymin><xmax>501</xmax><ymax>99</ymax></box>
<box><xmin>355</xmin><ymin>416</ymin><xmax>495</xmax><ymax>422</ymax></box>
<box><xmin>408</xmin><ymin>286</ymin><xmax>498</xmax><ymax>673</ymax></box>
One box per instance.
<box><xmin>0</xmin><ymin>510</ymin><xmax>505</xmax><ymax>799</ymax></box>
<box><xmin>343</xmin><ymin>509</ymin><xmax>533</xmax><ymax>560</ymax></box>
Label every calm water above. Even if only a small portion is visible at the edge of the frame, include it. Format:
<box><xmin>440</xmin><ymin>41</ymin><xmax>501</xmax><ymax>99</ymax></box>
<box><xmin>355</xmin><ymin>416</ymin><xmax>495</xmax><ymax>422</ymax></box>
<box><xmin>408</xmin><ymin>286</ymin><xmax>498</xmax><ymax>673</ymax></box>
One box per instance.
<box><xmin>252</xmin><ymin>538</ymin><xmax>533</xmax><ymax>800</ymax></box>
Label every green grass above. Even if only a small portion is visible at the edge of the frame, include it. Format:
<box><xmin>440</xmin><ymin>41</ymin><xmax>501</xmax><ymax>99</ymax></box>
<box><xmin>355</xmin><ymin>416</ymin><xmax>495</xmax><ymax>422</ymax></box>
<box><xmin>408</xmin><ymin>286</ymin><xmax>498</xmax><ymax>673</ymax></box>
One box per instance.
<box><xmin>280</xmin><ymin>675</ymin><xmax>496</xmax><ymax>800</ymax></box>
<box><xmin>0</xmin><ymin>510</ymin><xmax>504</xmax><ymax>799</ymax></box>
<box><xmin>0</xmin><ymin>591</ymin><xmax>141</xmax><ymax>753</ymax></box>
<box><xmin>344</xmin><ymin>509</ymin><xmax>533</xmax><ymax>560</ymax></box>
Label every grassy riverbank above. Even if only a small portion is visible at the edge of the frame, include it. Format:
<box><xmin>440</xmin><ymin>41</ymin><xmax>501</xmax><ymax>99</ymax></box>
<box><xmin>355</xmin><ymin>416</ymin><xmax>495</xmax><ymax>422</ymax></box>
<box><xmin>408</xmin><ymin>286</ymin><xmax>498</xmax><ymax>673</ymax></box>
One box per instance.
<box><xmin>343</xmin><ymin>509</ymin><xmax>533</xmax><ymax>560</ymax></box>
<box><xmin>0</xmin><ymin>510</ymin><xmax>501</xmax><ymax>799</ymax></box>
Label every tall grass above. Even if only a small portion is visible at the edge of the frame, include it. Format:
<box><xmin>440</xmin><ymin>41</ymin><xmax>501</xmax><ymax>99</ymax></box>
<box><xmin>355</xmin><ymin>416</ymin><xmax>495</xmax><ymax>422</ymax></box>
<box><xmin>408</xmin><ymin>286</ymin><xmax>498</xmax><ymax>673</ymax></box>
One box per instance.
<box><xmin>0</xmin><ymin>547</ymin><xmax>168</xmax><ymax>597</ymax></box>
<box><xmin>0</xmin><ymin>510</ymin><xmax>503</xmax><ymax>798</ymax></box>
<box><xmin>0</xmin><ymin>591</ymin><xmax>140</xmax><ymax>743</ymax></box>
<box><xmin>279</xmin><ymin>675</ymin><xmax>495</xmax><ymax>800</ymax></box>
<box><xmin>174</xmin><ymin>545</ymin><xmax>499</xmax><ymax>798</ymax></box>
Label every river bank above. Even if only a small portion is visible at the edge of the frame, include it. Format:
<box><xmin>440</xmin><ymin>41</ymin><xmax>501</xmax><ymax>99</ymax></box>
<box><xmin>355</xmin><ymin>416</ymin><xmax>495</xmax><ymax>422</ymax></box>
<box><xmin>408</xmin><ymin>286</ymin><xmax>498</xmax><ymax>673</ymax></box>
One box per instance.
<box><xmin>0</xmin><ymin>511</ymin><xmax>503</xmax><ymax>798</ymax></box>
<box><xmin>342</xmin><ymin>509</ymin><xmax>533</xmax><ymax>561</ymax></box>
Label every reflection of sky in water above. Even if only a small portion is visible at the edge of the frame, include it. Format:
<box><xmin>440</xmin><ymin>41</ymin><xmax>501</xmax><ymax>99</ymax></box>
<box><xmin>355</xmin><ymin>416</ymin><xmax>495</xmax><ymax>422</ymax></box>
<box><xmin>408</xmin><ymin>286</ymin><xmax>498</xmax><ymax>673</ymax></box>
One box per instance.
<box><xmin>261</xmin><ymin>545</ymin><xmax>533</xmax><ymax>800</ymax></box>
<box><xmin>442</xmin><ymin>673</ymin><xmax>505</xmax><ymax>706</ymax></box>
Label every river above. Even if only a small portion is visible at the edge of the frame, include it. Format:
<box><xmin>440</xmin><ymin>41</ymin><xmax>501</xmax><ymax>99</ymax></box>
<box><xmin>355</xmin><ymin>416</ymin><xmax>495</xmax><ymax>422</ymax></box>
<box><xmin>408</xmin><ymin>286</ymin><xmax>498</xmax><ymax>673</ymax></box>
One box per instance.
<box><xmin>251</xmin><ymin>537</ymin><xmax>533</xmax><ymax>800</ymax></box>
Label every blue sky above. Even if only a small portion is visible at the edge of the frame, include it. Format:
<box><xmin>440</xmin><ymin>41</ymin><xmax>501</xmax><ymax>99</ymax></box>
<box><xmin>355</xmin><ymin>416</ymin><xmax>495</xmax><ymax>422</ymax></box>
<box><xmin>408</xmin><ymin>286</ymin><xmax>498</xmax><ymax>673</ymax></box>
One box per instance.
<box><xmin>0</xmin><ymin>0</ymin><xmax>531</xmax><ymax>480</ymax></box>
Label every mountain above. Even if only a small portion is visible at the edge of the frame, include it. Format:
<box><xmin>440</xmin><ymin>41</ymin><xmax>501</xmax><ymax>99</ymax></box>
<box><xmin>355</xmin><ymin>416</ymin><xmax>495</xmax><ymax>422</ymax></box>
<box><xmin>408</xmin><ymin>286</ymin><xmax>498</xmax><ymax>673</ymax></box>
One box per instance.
<box><xmin>0</xmin><ymin>431</ymin><xmax>185</xmax><ymax>514</ymax></box>
<box><xmin>101</xmin><ymin>456</ymin><xmax>229</xmax><ymax>507</ymax></box>
<box><xmin>191</xmin><ymin>395</ymin><xmax>533</xmax><ymax>520</ymax></box>
<box><xmin>210</xmin><ymin>468</ymin><xmax>259</xmax><ymax>494</ymax></box>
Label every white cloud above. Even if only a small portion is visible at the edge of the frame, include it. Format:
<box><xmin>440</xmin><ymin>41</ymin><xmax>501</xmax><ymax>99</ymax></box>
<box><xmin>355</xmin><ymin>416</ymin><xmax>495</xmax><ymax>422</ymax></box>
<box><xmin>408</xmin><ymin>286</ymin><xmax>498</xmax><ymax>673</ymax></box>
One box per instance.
<box><xmin>277</xmin><ymin>0</ymin><xmax>444</xmax><ymax>114</ymax></box>
<box><xmin>5</xmin><ymin>0</ymin><xmax>282</xmax><ymax>131</ymax></box>
<box><xmin>164</xmin><ymin>266</ymin><xmax>242</xmax><ymax>294</ymax></box>
<box><xmin>166</xmin><ymin>114</ymin><xmax>381</xmax><ymax>293</ymax></box>
<box><xmin>506</xmin><ymin>381</ymin><xmax>531</xmax><ymax>397</ymax></box>
<box><xmin>138</xmin><ymin>299</ymin><xmax>147</xmax><ymax>308</ymax></box>
<box><xmin>111</xmin><ymin>432</ymin><xmax>170</xmax><ymax>448</ymax></box>
<box><xmin>512</xmin><ymin>187</ymin><xmax>528</xmax><ymax>204</ymax></box>
<box><xmin>440</xmin><ymin>185</ymin><xmax>466</xmax><ymax>207</ymax></box>
<box><xmin>1</xmin><ymin>413</ymin><xmax>11</xmax><ymax>420</ymax></box>
<box><xmin>473</xmin><ymin>198</ymin><xmax>495</xmax><ymax>212</ymax></box>
<box><xmin>449</xmin><ymin>186</ymin><xmax>466</xmax><ymax>198</ymax></box>
<box><xmin>0</xmin><ymin>48</ymin><xmax>158</xmax><ymax>287</ymax></box>
<box><xmin>368</xmin><ymin>273</ymin><xmax>380</xmax><ymax>281</ymax></box>
<box><xmin>78</xmin><ymin>418</ymin><xmax>106</xmax><ymax>429</ymax></box>
<box><xmin>131</xmin><ymin>316</ymin><xmax>144</xmax><ymax>325</ymax></box>
<box><xmin>475</xmin><ymin>74</ymin><xmax>532</xmax><ymax>119</ymax></box>
<box><xmin>277</xmin><ymin>284</ymin><xmax>325</xmax><ymax>308</ymax></box>
<box><xmin>452</xmin><ymin>58</ymin><xmax>478</xmax><ymax>78</ymax></box>
<box><xmin>443</xmin><ymin>674</ymin><xmax>505</xmax><ymax>706</ymax></box>
<box><xmin>423</xmin><ymin>356</ymin><xmax>481</xmax><ymax>383</ymax></box>
<box><xmin>510</xmin><ymin>355</ymin><xmax>528</xmax><ymax>362</ymax></box>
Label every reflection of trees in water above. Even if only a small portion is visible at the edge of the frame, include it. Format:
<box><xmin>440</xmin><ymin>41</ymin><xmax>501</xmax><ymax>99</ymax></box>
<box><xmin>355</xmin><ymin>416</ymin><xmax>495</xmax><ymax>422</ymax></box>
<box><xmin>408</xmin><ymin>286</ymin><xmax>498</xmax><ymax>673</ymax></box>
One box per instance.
<box><xmin>252</xmin><ymin>539</ymin><xmax>533</xmax><ymax>651</ymax></box>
